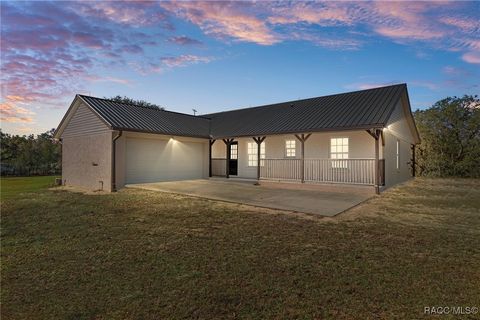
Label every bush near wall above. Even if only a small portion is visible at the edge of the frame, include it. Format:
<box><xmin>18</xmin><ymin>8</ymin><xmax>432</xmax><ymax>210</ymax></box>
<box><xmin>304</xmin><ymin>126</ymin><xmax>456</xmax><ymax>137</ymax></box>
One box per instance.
<box><xmin>0</xmin><ymin>129</ymin><xmax>61</xmax><ymax>176</ymax></box>
<box><xmin>414</xmin><ymin>95</ymin><xmax>480</xmax><ymax>178</ymax></box>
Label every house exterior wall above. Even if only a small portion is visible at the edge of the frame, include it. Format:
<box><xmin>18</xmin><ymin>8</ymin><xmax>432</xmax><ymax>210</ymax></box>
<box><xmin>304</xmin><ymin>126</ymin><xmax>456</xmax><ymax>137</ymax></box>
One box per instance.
<box><xmin>115</xmin><ymin>132</ymin><xmax>209</xmax><ymax>188</ymax></box>
<box><xmin>386</xmin><ymin>98</ymin><xmax>416</xmax><ymax>143</ymax></box>
<box><xmin>62</xmin><ymin>102</ymin><xmax>110</xmax><ymax>138</ymax></box>
<box><xmin>211</xmin><ymin>130</ymin><xmax>376</xmax><ymax>179</ymax></box>
<box><xmin>383</xmin><ymin>98</ymin><xmax>416</xmax><ymax>188</ymax></box>
<box><xmin>60</xmin><ymin>102</ymin><xmax>113</xmax><ymax>191</ymax></box>
<box><xmin>62</xmin><ymin>132</ymin><xmax>113</xmax><ymax>192</ymax></box>
<box><xmin>115</xmin><ymin>133</ymin><xmax>126</xmax><ymax>189</ymax></box>
<box><xmin>383</xmin><ymin>131</ymin><xmax>412</xmax><ymax>188</ymax></box>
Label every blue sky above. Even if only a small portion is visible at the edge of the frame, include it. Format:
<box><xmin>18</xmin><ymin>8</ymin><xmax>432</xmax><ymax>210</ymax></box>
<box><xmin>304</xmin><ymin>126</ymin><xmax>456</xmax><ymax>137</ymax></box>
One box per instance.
<box><xmin>1</xmin><ymin>1</ymin><xmax>479</xmax><ymax>135</ymax></box>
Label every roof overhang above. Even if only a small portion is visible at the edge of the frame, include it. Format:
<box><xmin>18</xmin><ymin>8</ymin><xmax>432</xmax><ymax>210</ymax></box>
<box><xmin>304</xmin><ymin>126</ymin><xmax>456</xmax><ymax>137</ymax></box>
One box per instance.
<box><xmin>210</xmin><ymin>125</ymin><xmax>385</xmax><ymax>140</ymax></box>
<box><xmin>401</xmin><ymin>88</ymin><xmax>421</xmax><ymax>144</ymax></box>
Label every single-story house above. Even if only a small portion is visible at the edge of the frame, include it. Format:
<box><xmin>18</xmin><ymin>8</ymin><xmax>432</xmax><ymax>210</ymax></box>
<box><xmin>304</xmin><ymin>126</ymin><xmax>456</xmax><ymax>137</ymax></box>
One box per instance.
<box><xmin>54</xmin><ymin>83</ymin><xmax>420</xmax><ymax>194</ymax></box>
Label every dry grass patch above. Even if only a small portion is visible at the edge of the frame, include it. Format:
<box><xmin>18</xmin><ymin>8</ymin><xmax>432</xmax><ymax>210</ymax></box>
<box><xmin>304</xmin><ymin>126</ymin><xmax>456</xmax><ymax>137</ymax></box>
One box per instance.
<box><xmin>1</xmin><ymin>177</ymin><xmax>479</xmax><ymax>319</ymax></box>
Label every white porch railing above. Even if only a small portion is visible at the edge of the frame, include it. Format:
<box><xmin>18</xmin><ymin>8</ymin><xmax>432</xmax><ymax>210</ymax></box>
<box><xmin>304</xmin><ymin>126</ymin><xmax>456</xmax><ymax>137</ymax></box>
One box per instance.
<box><xmin>211</xmin><ymin>158</ymin><xmax>226</xmax><ymax>176</ymax></box>
<box><xmin>260</xmin><ymin>159</ymin><xmax>302</xmax><ymax>181</ymax></box>
<box><xmin>304</xmin><ymin>159</ymin><xmax>375</xmax><ymax>185</ymax></box>
<box><xmin>260</xmin><ymin>158</ymin><xmax>376</xmax><ymax>185</ymax></box>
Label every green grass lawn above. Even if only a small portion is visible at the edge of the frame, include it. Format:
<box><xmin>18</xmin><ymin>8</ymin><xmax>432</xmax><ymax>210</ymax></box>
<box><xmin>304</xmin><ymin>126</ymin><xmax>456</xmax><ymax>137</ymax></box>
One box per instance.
<box><xmin>0</xmin><ymin>176</ymin><xmax>59</xmax><ymax>201</ymax></box>
<box><xmin>1</xmin><ymin>177</ymin><xmax>479</xmax><ymax>319</ymax></box>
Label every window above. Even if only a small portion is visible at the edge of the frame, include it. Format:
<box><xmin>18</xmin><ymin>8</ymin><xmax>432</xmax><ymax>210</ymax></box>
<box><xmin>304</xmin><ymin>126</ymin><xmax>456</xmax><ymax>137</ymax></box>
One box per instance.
<box><xmin>330</xmin><ymin>137</ymin><xmax>349</xmax><ymax>168</ymax></box>
<box><xmin>230</xmin><ymin>143</ymin><xmax>238</xmax><ymax>160</ymax></box>
<box><xmin>285</xmin><ymin>140</ymin><xmax>296</xmax><ymax>157</ymax></box>
<box><xmin>247</xmin><ymin>142</ymin><xmax>265</xmax><ymax>166</ymax></box>
<box><xmin>396</xmin><ymin>140</ymin><xmax>400</xmax><ymax>169</ymax></box>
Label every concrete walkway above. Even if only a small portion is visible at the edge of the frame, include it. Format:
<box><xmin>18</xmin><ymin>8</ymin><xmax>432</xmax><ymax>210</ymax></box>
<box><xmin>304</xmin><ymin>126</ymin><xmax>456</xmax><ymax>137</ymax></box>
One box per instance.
<box><xmin>126</xmin><ymin>179</ymin><xmax>372</xmax><ymax>217</ymax></box>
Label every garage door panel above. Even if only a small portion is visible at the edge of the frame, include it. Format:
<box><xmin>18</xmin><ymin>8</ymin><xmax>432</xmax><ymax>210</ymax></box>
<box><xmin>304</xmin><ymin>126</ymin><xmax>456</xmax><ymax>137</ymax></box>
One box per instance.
<box><xmin>125</xmin><ymin>138</ymin><xmax>205</xmax><ymax>184</ymax></box>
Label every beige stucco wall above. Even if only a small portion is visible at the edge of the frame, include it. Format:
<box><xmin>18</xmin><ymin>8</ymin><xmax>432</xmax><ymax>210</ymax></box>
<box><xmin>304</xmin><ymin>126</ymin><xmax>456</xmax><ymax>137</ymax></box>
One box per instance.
<box><xmin>62</xmin><ymin>131</ymin><xmax>113</xmax><ymax>191</ymax></box>
<box><xmin>211</xmin><ymin>130</ymin><xmax>376</xmax><ymax>179</ymax></box>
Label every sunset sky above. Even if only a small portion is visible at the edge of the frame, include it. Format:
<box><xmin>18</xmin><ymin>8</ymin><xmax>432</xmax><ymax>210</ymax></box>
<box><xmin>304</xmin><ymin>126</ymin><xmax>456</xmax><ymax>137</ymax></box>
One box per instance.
<box><xmin>1</xmin><ymin>1</ymin><xmax>479</xmax><ymax>135</ymax></box>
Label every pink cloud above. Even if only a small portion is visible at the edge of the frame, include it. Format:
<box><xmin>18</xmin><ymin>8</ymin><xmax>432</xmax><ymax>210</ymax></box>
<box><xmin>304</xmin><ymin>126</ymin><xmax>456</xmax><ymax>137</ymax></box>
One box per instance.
<box><xmin>160</xmin><ymin>55</ymin><xmax>212</xmax><ymax>68</ymax></box>
<box><xmin>0</xmin><ymin>0</ymin><xmax>178</xmax><ymax>131</ymax></box>
<box><xmin>288</xmin><ymin>31</ymin><xmax>362</xmax><ymax>50</ymax></box>
<box><xmin>439</xmin><ymin>16</ymin><xmax>480</xmax><ymax>35</ymax></box>
<box><xmin>161</xmin><ymin>1</ymin><xmax>279</xmax><ymax>45</ymax></box>
<box><xmin>443</xmin><ymin>66</ymin><xmax>461</xmax><ymax>75</ymax></box>
<box><xmin>121</xmin><ymin>44</ymin><xmax>144</xmax><ymax>54</ymax></box>
<box><xmin>462</xmin><ymin>52</ymin><xmax>480</xmax><ymax>64</ymax></box>
<box><xmin>87</xmin><ymin>76</ymin><xmax>133</xmax><ymax>85</ymax></box>
<box><xmin>75</xmin><ymin>1</ymin><xmax>171</xmax><ymax>28</ymax></box>
<box><xmin>374</xmin><ymin>26</ymin><xmax>444</xmax><ymax>40</ymax></box>
<box><xmin>0</xmin><ymin>100</ymin><xmax>36</xmax><ymax>123</ymax></box>
<box><xmin>168</xmin><ymin>36</ymin><xmax>203</xmax><ymax>46</ymax></box>
<box><xmin>267</xmin><ymin>2</ymin><xmax>355</xmax><ymax>26</ymax></box>
<box><xmin>368</xmin><ymin>1</ymin><xmax>446</xmax><ymax>40</ymax></box>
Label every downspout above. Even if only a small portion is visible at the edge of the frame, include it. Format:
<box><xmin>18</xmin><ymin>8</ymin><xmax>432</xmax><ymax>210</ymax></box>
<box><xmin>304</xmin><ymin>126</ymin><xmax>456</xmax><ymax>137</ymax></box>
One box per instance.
<box><xmin>59</xmin><ymin>138</ymin><xmax>63</xmax><ymax>185</ymax></box>
<box><xmin>111</xmin><ymin>130</ymin><xmax>123</xmax><ymax>192</ymax></box>
<box><xmin>411</xmin><ymin>144</ymin><xmax>416</xmax><ymax>177</ymax></box>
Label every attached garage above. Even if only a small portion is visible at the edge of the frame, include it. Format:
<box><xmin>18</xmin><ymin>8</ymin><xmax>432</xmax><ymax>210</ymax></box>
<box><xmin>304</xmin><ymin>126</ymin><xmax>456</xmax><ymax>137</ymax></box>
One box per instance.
<box><xmin>121</xmin><ymin>134</ymin><xmax>208</xmax><ymax>185</ymax></box>
<box><xmin>54</xmin><ymin>95</ymin><xmax>211</xmax><ymax>192</ymax></box>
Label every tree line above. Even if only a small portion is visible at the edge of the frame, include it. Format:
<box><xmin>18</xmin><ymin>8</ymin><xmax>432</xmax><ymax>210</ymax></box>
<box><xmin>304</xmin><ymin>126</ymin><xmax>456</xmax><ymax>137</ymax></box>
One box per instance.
<box><xmin>413</xmin><ymin>95</ymin><xmax>479</xmax><ymax>178</ymax></box>
<box><xmin>1</xmin><ymin>129</ymin><xmax>61</xmax><ymax>176</ymax></box>
<box><xmin>0</xmin><ymin>95</ymin><xmax>478</xmax><ymax>178</ymax></box>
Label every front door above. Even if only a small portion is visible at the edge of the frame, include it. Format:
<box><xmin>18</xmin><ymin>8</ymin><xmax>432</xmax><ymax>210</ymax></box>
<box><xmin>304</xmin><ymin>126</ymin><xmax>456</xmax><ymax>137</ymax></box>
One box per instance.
<box><xmin>228</xmin><ymin>142</ymin><xmax>238</xmax><ymax>175</ymax></box>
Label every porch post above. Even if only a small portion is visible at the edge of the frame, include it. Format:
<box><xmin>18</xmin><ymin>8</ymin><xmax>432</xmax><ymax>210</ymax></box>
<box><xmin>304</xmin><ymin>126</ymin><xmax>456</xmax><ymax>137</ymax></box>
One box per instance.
<box><xmin>411</xmin><ymin>144</ymin><xmax>416</xmax><ymax>177</ymax></box>
<box><xmin>367</xmin><ymin>129</ymin><xmax>381</xmax><ymax>194</ymax></box>
<box><xmin>294</xmin><ymin>133</ymin><xmax>311</xmax><ymax>183</ymax></box>
<box><xmin>375</xmin><ymin>134</ymin><xmax>379</xmax><ymax>194</ymax></box>
<box><xmin>209</xmin><ymin>139</ymin><xmax>215</xmax><ymax>177</ymax></box>
<box><xmin>253</xmin><ymin>136</ymin><xmax>266</xmax><ymax>184</ymax></box>
<box><xmin>223</xmin><ymin>139</ymin><xmax>233</xmax><ymax>178</ymax></box>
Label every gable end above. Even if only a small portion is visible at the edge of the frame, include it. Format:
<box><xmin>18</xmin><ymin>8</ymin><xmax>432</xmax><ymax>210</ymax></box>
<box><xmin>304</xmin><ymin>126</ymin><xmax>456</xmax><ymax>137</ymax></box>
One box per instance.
<box><xmin>54</xmin><ymin>96</ymin><xmax>112</xmax><ymax>139</ymax></box>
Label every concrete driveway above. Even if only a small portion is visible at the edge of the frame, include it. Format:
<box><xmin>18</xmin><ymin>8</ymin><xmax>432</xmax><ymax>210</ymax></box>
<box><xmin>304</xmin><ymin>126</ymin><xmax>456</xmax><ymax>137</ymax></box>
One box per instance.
<box><xmin>126</xmin><ymin>179</ymin><xmax>372</xmax><ymax>217</ymax></box>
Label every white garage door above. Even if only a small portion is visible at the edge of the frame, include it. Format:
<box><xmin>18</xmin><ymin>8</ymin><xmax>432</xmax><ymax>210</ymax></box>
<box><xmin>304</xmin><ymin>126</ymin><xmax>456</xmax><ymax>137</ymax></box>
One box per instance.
<box><xmin>125</xmin><ymin>137</ymin><xmax>205</xmax><ymax>184</ymax></box>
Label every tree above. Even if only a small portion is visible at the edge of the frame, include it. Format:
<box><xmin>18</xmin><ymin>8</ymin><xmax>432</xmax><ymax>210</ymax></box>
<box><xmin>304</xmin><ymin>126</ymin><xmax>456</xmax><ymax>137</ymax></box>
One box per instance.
<box><xmin>107</xmin><ymin>95</ymin><xmax>164</xmax><ymax>110</ymax></box>
<box><xmin>414</xmin><ymin>95</ymin><xmax>480</xmax><ymax>177</ymax></box>
<box><xmin>0</xmin><ymin>129</ymin><xmax>61</xmax><ymax>176</ymax></box>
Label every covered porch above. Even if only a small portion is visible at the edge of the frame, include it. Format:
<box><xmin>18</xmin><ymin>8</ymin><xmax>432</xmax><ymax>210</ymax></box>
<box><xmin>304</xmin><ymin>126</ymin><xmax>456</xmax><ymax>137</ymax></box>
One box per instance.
<box><xmin>209</xmin><ymin>130</ymin><xmax>386</xmax><ymax>193</ymax></box>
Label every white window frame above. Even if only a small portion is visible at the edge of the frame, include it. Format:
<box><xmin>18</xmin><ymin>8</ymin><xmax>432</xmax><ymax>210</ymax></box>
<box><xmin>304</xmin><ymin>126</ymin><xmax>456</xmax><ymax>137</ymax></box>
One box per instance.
<box><xmin>396</xmin><ymin>140</ymin><xmax>400</xmax><ymax>170</ymax></box>
<box><xmin>230</xmin><ymin>143</ymin><xmax>238</xmax><ymax>160</ymax></box>
<box><xmin>285</xmin><ymin>139</ymin><xmax>296</xmax><ymax>157</ymax></box>
<box><xmin>247</xmin><ymin>142</ymin><xmax>265</xmax><ymax>167</ymax></box>
<box><xmin>330</xmin><ymin>137</ymin><xmax>349</xmax><ymax>168</ymax></box>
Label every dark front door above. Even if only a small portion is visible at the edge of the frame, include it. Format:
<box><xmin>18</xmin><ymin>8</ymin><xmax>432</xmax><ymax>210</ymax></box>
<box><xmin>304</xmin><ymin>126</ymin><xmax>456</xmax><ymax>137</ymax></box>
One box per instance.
<box><xmin>228</xmin><ymin>142</ymin><xmax>238</xmax><ymax>175</ymax></box>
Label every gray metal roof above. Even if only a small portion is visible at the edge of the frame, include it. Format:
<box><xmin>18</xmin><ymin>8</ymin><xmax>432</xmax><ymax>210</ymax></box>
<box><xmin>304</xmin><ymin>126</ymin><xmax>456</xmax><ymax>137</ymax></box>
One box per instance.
<box><xmin>75</xmin><ymin>84</ymin><xmax>409</xmax><ymax>139</ymax></box>
<box><xmin>78</xmin><ymin>95</ymin><xmax>211</xmax><ymax>138</ymax></box>
<box><xmin>205</xmin><ymin>84</ymin><xmax>407</xmax><ymax>138</ymax></box>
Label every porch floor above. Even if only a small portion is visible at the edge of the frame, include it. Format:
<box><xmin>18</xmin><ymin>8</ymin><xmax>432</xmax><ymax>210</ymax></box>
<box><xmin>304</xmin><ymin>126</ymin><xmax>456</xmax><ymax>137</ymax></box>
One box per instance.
<box><xmin>125</xmin><ymin>179</ymin><xmax>372</xmax><ymax>217</ymax></box>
